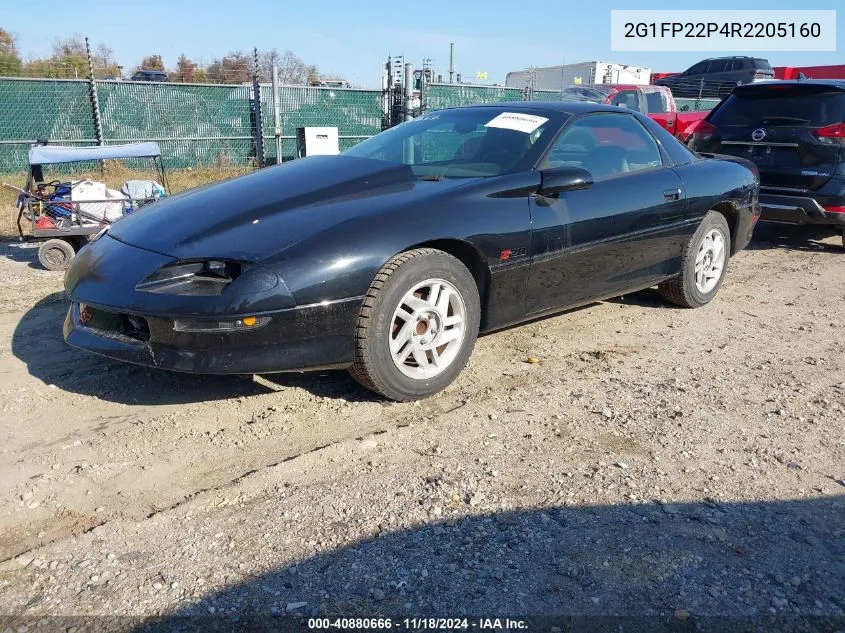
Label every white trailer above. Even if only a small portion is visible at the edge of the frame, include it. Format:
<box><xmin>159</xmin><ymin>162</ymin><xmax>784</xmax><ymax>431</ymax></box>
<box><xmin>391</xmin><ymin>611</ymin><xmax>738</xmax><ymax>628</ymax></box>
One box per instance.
<box><xmin>505</xmin><ymin>61</ymin><xmax>651</xmax><ymax>92</ymax></box>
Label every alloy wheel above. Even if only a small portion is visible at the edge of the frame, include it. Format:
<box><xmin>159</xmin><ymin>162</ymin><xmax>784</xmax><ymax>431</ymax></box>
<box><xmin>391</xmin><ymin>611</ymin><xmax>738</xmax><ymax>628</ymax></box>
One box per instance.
<box><xmin>694</xmin><ymin>228</ymin><xmax>726</xmax><ymax>294</ymax></box>
<box><xmin>389</xmin><ymin>278</ymin><xmax>466</xmax><ymax>379</ymax></box>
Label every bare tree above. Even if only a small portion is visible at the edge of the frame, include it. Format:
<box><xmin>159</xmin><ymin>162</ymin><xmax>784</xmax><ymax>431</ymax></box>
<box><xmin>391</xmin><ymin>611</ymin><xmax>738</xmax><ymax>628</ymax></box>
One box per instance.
<box><xmin>92</xmin><ymin>43</ymin><xmax>120</xmax><ymax>77</ymax></box>
<box><xmin>256</xmin><ymin>48</ymin><xmax>281</xmax><ymax>83</ymax></box>
<box><xmin>51</xmin><ymin>35</ymin><xmax>86</xmax><ymax>58</ymax></box>
<box><xmin>94</xmin><ymin>43</ymin><xmax>114</xmax><ymax>65</ymax></box>
<box><xmin>276</xmin><ymin>50</ymin><xmax>319</xmax><ymax>85</ymax></box>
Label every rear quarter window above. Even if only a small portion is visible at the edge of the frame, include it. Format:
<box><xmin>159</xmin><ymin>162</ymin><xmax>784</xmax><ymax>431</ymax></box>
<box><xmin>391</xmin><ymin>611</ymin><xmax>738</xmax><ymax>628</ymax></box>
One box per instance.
<box><xmin>645</xmin><ymin>91</ymin><xmax>670</xmax><ymax>113</ymax></box>
<box><xmin>637</xmin><ymin>113</ymin><xmax>698</xmax><ymax>165</ymax></box>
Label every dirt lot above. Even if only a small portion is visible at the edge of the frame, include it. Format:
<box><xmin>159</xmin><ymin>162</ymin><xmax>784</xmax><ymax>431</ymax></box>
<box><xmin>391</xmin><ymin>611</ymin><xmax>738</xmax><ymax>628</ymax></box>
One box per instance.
<box><xmin>0</xmin><ymin>223</ymin><xmax>843</xmax><ymax>626</ymax></box>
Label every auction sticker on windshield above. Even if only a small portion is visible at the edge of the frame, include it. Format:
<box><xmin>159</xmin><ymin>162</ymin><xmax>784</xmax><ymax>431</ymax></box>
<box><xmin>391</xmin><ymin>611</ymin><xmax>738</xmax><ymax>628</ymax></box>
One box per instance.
<box><xmin>485</xmin><ymin>112</ymin><xmax>548</xmax><ymax>133</ymax></box>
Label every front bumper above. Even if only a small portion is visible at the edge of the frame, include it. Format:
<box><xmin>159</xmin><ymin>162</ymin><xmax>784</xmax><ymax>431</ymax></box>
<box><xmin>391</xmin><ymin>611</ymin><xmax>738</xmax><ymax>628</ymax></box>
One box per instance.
<box><xmin>63</xmin><ymin>298</ymin><xmax>362</xmax><ymax>374</ymax></box>
<box><xmin>759</xmin><ymin>191</ymin><xmax>845</xmax><ymax>227</ymax></box>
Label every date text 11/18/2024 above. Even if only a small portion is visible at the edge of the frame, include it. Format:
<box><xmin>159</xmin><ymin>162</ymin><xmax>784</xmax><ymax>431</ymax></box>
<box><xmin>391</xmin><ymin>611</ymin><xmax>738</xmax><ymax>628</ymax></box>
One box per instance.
<box><xmin>307</xmin><ymin>617</ymin><xmax>528</xmax><ymax>630</ymax></box>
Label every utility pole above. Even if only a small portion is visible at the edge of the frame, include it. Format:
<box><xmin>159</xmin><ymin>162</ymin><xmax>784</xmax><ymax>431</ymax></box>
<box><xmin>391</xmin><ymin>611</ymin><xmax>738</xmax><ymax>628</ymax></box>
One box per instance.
<box><xmin>85</xmin><ymin>37</ymin><xmax>104</xmax><ymax>149</ymax></box>
<box><xmin>252</xmin><ymin>47</ymin><xmax>265</xmax><ymax>168</ymax></box>
<box><xmin>403</xmin><ymin>62</ymin><xmax>414</xmax><ymax>164</ymax></box>
<box><xmin>559</xmin><ymin>58</ymin><xmax>565</xmax><ymax>95</ymax></box>
<box><xmin>271</xmin><ymin>60</ymin><xmax>282</xmax><ymax>163</ymax></box>
<box><xmin>403</xmin><ymin>62</ymin><xmax>413</xmax><ymax>122</ymax></box>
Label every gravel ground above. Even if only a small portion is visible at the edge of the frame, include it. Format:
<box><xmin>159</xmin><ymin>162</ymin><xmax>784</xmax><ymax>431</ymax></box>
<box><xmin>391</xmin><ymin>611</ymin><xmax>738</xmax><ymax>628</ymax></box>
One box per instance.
<box><xmin>0</xmin><ymin>223</ymin><xmax>843</xmax><ymax>629</ymax></box>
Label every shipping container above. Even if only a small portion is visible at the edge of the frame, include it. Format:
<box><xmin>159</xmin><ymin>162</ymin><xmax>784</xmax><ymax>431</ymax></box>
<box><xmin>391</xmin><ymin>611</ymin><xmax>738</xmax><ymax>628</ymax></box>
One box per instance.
<box><xmin>505</xmin><ymin>61</ymin><xmax>651</xmax><ymax>92</ymax></box>
<box><xmin>774</xmin><ymin>65</ymin><xmax>845</xmax><ymax>80</ymax></box>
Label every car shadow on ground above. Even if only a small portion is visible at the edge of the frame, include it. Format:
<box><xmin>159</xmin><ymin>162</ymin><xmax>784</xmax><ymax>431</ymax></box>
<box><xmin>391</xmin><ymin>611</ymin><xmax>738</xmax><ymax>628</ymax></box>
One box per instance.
<box><xmin>604</xmin><ymin>288</ymin><xmax>673</xmax><ymax>310</ymax></box>
<box><xmin>11</xmin><ymin>292</ymin><xmax>375</xmax><ymax>406</ymax></box>
<box><xmin>131</xmin><ymin>496</ymin><xmax>844</xmax><ymax>632</ymax></box>
<box><xmin>606</xmin><ymin>222</ymin><xmax>844</xmax><ymax>310</ymax></box>
<box><xmin>746</xmin><ymin>222</ymin><xmax>843</xmax><ymax>253</ymax></box>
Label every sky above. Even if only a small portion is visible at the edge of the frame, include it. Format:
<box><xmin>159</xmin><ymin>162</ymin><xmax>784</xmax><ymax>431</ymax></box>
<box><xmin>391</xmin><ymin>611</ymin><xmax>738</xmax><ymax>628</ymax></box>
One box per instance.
<box><xmin>1</xmin><ymin>0</ymin><xmax>842</xmax><ymax>87</ymax></box>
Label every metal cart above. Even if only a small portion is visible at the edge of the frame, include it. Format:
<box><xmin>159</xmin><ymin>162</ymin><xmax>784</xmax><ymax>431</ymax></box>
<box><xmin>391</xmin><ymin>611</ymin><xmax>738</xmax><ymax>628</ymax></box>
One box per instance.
<box><xmin>6</xmin><ymin>142</ymin><xmax>169</xmax><ymax>271</ymax></box>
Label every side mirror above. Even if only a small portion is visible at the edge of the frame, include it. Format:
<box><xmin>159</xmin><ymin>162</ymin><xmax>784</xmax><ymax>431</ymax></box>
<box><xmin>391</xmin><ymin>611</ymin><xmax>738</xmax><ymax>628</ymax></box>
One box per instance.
<box><xmin>538</xmin><ymin>166</ymin><xmax>593</xmax><ymax>196</ymax></box>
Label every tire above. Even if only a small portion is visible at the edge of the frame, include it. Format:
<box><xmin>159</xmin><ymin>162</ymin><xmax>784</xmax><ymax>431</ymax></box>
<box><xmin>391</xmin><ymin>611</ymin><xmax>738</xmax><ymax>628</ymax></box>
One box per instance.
<box><xmin>349</xmin><ymin>248</ymin><xmax>481</xmax><ymax>401</ymax></box>
<box><xmin>659</xmin><ymin>210</ymin><xmax>731</xmax><ymax>308</ymax></box>
<box><xmin>37</xmin><ymin>238</ymin><xmax>76</xmax><ymax>271</ymax></box>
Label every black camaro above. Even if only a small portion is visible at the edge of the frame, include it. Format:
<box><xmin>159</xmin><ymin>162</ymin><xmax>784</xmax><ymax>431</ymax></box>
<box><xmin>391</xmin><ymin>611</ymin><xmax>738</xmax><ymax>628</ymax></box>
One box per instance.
<box><xmin>64</xmin><ymin>102</ymin><xmax>760</xmax><ymax>400</ymax></box>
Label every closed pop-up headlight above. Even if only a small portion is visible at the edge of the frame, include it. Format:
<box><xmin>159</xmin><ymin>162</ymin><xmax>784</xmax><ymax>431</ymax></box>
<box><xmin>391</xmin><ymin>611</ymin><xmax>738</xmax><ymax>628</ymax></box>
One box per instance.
<box><xmin>136</xmin><ymin>260</ymin><xmax>243</xmax><ymax>296</ymax></box>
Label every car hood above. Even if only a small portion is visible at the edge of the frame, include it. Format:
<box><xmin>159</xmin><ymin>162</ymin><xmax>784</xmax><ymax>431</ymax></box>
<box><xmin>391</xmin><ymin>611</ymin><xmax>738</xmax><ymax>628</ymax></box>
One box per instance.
<box><xmin>107</xmin><ymin>155</ymin><xmax>461</xmax><ymax>262</ymax></box>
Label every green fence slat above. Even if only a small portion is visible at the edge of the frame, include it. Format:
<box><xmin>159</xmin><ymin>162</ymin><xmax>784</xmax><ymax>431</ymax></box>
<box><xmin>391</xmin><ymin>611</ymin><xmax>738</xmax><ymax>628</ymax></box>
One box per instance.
<box><xmin>0</xmin><ymin>78</ymin><xmax>717</xmax><ymax>173</ymax></box>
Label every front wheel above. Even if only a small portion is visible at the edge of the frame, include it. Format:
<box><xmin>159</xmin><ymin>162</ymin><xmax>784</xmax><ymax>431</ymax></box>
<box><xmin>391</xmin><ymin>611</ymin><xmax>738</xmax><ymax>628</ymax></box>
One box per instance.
<box><xmin>659</xmin><ymin>210</ymin><xmax>731</xmax><ymax>308</ymax></box>
<box><xmin>349</xmin><ymin>248</ymin><xmax>481</xmax><ymax>401</ymax></box>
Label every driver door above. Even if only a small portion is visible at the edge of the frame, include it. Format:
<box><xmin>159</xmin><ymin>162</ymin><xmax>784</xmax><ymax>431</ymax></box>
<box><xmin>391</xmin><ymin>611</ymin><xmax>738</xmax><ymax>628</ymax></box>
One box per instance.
<box><xmin>526</xmin><ymin>112</ymin><xmax>687</xmax><ymax>314</ymax></box>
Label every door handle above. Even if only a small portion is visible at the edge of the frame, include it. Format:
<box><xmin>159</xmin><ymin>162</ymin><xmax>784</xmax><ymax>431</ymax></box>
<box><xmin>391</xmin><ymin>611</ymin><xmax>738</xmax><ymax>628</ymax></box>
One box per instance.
<box><xmin>663</xmin><ymin>188</ymin><xmax>682</xmax><ymax>200</ymax></box>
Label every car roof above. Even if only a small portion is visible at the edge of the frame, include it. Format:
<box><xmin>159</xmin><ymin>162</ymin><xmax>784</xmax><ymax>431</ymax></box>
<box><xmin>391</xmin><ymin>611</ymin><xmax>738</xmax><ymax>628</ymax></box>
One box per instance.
<box><xmin>699</xmin><ymin>56</ymin><xmax>757</xmax><ymax>61</ymax></box>
<box><xmin>461</xmin><ymin>101</ymin><xmax>631</xmax><ymax>115</ymax></box>
<box><xmin>562</xmin><ymin>83</ymin><xmax>644</xmax><ymax>91</ymax></box>
<box><xmin>736</xmin><ymin>79</ymin><xmax>845</xmax><ymax>90</ymax></box>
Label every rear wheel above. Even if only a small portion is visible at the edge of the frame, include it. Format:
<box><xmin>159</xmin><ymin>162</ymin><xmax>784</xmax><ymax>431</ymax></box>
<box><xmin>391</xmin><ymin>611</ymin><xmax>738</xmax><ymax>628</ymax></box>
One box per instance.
<box><xmin>660</xmin><ymin>211</ymin><xmax>730</xmax><ymax>308</ymax></box>
<box><xmin>349</xmin><ymin>248</ymin><xmax>480</xmax><ymax>401</ymax></box>
<box><xmin>37</xmin><ymin>238</ymin><xmax>76</xmax><ymax>271</ymax></box>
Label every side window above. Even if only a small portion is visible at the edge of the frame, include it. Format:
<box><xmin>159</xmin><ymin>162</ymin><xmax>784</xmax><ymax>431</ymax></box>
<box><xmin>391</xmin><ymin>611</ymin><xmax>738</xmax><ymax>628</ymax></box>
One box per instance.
<box><xmin>543</xmin><ymin>114</ymin><xmax>663</xmax><ymax>179</ymax></box>
<box><xmin>645</xmin><ymin>91</ymin><xmax>669</xmax><ymax>113</ymax></box>
<box><xmin>728</xmin><ymin>60</ymin><xmax>742</xmax><ymax>72</ymax></box>
<box><xmin>609</xmin><ymin>90</ymin><xmax>640</xmax><ymax>111</ymax></box>
<box><xmin>707</xmin><ymin>60</ymin><xmax>729</xmax><ymax>73</ymax></box>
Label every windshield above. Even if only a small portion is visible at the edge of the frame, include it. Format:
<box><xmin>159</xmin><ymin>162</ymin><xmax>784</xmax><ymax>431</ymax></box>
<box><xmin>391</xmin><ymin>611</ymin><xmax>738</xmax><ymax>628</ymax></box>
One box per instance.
<box><xmin>343</xmin><ymin>108</ymin><xmax>561</xmax><ymax>178</ymax></box>
<box><xmin>559</xmin><ymin>86</ymin><xmax>615</xmax><ymax>103</ymax></box>
<box><xmin>711</xmin><ymin>86</ymin><xmax>845</xmax><ymax>127</ymax></box>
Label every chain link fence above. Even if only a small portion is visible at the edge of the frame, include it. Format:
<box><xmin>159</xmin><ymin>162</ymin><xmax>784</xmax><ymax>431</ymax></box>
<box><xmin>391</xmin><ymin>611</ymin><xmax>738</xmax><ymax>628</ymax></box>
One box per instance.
<box><xmin>0</xmin><ymin>77</ymin><xmax>386</xmax><ymax>173</ymax></box>
<box><xmin>0</xmin><ymin>76</ymin><xmax>720</xmax><ymax>175</ymax></box>
<box><xmin>0</xmin><ymin>79</ymin><xmax>96</xmax><ymax>172</ymax></box>
<box><xmin>0</xmin><ymin>75</ymin><xmax>723</xmax><ymax>235</ymax></box>
<box><xmin>261</xmin><ymin>85</ymin><xmax>383</xmax><ymax>162</ymax></box>
<box><xmin>424</xmin><ymin>83</ymin><xmax>561</xmax><ymax>110</ymax></box>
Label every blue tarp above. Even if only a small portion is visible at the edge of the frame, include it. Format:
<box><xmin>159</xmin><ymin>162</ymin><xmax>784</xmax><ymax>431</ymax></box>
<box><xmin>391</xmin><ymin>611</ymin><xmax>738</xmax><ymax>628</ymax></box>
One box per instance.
<box><xmin>28</xmin><ymin>142</ymin><xmax>162</xmax><ymax>165</ymax></box>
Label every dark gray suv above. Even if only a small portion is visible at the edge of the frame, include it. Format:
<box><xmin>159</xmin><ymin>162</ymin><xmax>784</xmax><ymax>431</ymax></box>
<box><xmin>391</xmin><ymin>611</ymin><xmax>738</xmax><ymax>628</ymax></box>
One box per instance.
<box><xmin>655</xmin><ymin>57</ymin><xmax>775</xmax><ymax>99</ymax></box>
<box><xmin>130</xmin><ymin>69</ymin><xmax>169</xmax><ymax>82</ymax></box>
<box><xmin>690</xmin><ymin>80</ymin><xmax>845</xmax><ymax>248</ymax></box>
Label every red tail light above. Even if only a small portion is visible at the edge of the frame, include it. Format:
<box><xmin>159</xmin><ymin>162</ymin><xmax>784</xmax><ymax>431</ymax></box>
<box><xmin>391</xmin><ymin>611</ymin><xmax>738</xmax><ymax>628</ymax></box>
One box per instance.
<box><xmin>823</xmin><ymin>205</ymin><xmax>845</xmax><ymax>214</ymax></box>
<box><xmin>813</xmin><ymin>123</ymin><xmax>845</xmax><ymax>139</ymax></box>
